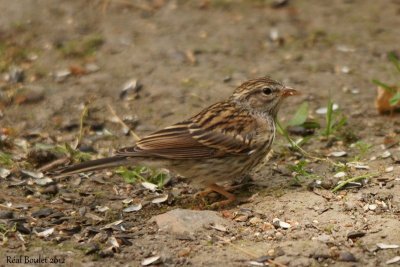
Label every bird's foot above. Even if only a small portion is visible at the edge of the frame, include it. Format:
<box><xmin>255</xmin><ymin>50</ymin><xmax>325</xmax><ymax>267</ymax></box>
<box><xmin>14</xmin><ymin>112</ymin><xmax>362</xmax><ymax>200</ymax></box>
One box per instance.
<box><xmin>195</xmin><ymin>183</ymin><xmax>236</xmax><ymax>209</ymax></box>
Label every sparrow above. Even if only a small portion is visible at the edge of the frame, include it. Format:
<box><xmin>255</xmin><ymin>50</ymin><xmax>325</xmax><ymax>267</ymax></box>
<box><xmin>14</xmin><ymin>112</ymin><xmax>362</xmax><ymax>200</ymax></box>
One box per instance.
<box><xmin>52</xmin><ymin>77</ymin><xmax>298</xmax><ymax>207</ymax></box>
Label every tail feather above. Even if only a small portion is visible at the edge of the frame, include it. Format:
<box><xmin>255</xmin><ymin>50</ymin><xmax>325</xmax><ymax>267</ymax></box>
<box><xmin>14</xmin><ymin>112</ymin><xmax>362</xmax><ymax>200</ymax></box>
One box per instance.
<box><xmin>49</xmin><ymin>156</ymin><xmax>129</xmax><ymax>178</ymax></box>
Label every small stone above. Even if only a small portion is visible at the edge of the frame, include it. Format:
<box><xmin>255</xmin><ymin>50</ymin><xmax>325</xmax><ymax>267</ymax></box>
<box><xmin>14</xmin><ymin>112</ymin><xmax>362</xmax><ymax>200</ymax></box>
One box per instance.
<box><xmin>211</xmin><ymin>224</ymin><xmax>227</xmax><ymax>232</ymax></box>
<box><xmin>14</xmin><ymin>86</ymin><xmax>45</xmax><ymax>105</ymax></box>
<box><xmin>385</xmin><ymin>166</ymin><xmax>394</xmax><ymax>173</ymax></box>
<box><xmin>275</xmin><ymin>232</ymin><xmax>284</xmax><ymax>240</ymax></box>
<box><xmin>54</xmin><ymin>69</ymin><xmax>71</xmax><ymax>82</ymax></box>
<box><xmin>368</xmin><ymin>204</ymin><xmax>377</xmax><ymax>211</ymax></box>
<box><xmin>178</xmin><ymin>247</ymin><xmax>191</xmax><ymax>257</ymax></box>
<box><xmin>123</xmin><ymin>203</ymin><xmax>142</xmax><ymax>213</ymax></box>
<box><xmin>120</xmin><ymin>79</ymin><xmax>142</xmax><ymax>99</ymax></box>
<box><xmin>151</xmin><ymin>208</ymin><xmax>230</xmax><ymax>234</ymax></box>
<box><xmin>347</xmin><ymin>231</ymin><xmax>365</xmax><ymax>239</ymax></box>
<box><xmin>341</xmin><ymin>66</ymin><xmax>351</xmax><ymax>74</ymax></box>
<box><xmin>234</xmin><ymin>215</ymin><xmax>249</xmax><ymax>222</ymax></box>
<box><xmin>85</xmin><ymin>63</ymin><xmax>100</xmax><ymax>73</ymax></box>
<box><xmin>82</xmin><ymin>243</ymin><xmax>100</xmax><ymax>255</ymax></box>
<box><xmin>35</xmin><ymin>177</ymin><xmax>54</xmax><ymax>186</ymax></box>
<box><xmin>272</xmin><ymin>218</ymin><xmax>291</xmax><ymax>229</ymax></box>
<box><xmin>8</xmin><ymin>66</ymin><xmax>25</xmax><ymax>83</ymax></box>
<box><xmin>151</xmin><ymin>194</ymin><xmax>168</xmax><ymax>204</ymax></box>
<box><xmin>314</xmin><ymin>233</ymin><xmax>333</xmax><ymax>243</ymax></box>
<box><xmin>32</xmin><ymin>208</ymin><xmax>54</xmax><ymax>218</ymax></box>
<box><xmin>0</xmin><ymin>211</ymin><xmax>14</xmax><ymax>219</ymax></box>
<box><xmin>338</xmin><ymin>251</ymin><xmax>357</xmax><ymax>262</ymax></box>
<box><xmin>0</xmin><ymin>168</ymin><xmax>11</xmax><ymax>179</ymax></box>
<box><xmin>261</xmin><ymin>222</ymin><xmax>274</xmax><ymax>231</ymax></box>
<box><xmin>96</xmin><ymin>206</ymin><xmax>110</xmax><ymax>212</ymax></box>
<box><xmin>343</xmin><ymin>201</ymin><xmax>356</xmax><ymax>211</ymax></box>
<box><xmin>381</xmin><ymin>151</ymin><xmax>391</xmax><ymax>159</ymax></box>
<box><xmin>249</xmin><ymin>217</ymin><xmax>263</xmax><ymax>225</ymax></box>
<box><xmin>39</xmin><ymin>184</ymin><xmax>58</xmax><ymax>194</ymax></box>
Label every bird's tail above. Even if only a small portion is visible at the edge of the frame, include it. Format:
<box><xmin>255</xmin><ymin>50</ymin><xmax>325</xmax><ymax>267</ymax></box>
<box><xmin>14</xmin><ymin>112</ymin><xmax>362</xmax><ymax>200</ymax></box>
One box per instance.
<box><xmin>49</xmin><ymin>156</ymin><xmax>130</xmax><ymax>178</ymax></box>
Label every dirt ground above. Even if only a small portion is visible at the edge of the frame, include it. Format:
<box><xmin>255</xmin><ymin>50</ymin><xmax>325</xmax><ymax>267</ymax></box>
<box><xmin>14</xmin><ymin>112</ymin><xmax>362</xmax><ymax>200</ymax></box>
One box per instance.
<box><xmin>1</xmin><ymin>0</ymin><xmax>400</xmax><ymax>266</ymax></box>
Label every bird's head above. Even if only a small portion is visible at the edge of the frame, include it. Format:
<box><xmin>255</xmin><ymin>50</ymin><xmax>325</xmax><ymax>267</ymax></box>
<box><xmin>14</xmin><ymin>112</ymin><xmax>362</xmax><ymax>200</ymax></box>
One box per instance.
<box><xmin>230</xmin><ymin>77</ymin><xmax>298</xmax><ymax>117</ymax></box>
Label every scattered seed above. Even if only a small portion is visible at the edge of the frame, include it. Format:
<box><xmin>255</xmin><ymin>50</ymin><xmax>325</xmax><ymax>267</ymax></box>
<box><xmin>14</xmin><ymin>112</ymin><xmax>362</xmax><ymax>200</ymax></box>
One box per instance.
<box><xmin>0</xmin><ymin>168</ymin><xmax>11</xmax><ymax>178</ymax></box>
<box><xmin>151</xmin><ymin>194</ymin><xmax>168</xmax><ymax>204</ymax></box>
<box><xmin>120</xmin><ymin>79</ymin><xmax>142</xmax><ymax>99</ymax></box>
<box><xmin>272</xmin><ymin>218</ymin><xmax>291</xmax><ymax>229</ymax></box>
<box><xmin>341</xmin><ymin>66</ymin><xmax>351</xmax><ymax>74</ymax></box>
<box><xmin>54</xmin><ymin>69</ymin><xmax>71</xmax><ymax>82</ymax></box>
<box><xmin>381</xmin><ymin>151</ymin><xmax>392</xmax><ymax>159</ymax></box>
<box><xmin>141</xmin><ymin>182</ymin><xmax>158</xmax><ymax>192</ymax></box>
<box><xmin>141</xmin><ymin>256</ymin><xmax>161</xmax><ymax>266</ymax></box>
<box><xmin>377</xmin><ymin>243</ymin><xmax>399</xmax><ymax>249</ymax></box>
<box><xmin>35</xmin><ymin>227</ymin><xmax>54</xmax><ymax>237</ymax></box>
<box><xmin>122</xmin><ymin>198</ymin><xmax>133</xmax><ymax>204</ymax></box>
<box><xmin>109</xmin><ymin>236</ymin><xmax>120</xmax><ymax>248</ymax></box>
<box><xmin>248</xmin><ymin>261</ymin><xmax>265</xmax><ymax>266</ymax></box>
<box><xmin>85</xmin><ymin>63</ymin><xmax>100</xmax><ymax>73</ymax></box>
<box><xmin>85</xmin><ymin>213</ymin><xmax>104</xmax><ymax>221</ymax></box>
<box><xmin>123</xmin><ymin>203</ymin><xmax>142</xmax><ymax>213</ymax></box>
<box><xmin>386</xmin><ymin>256</ymin><xmax>400</xmax><ymax>264</ymax></box>
<box><xmin>211</xmin><ymin>224</ymin><xmax>227</xmax><ymax>232</ymax></box>
<box><xmin>346</xmin><ymin>162</ymin><xmax>370</xmax><ymax>170</ymax></box>
<box><xmin>269</xmin><ymin>28</ymin><xmax>279</xmax><ymax>42</ymax></box>
<box><xmin>329</xmin><ymin>151</ymin><xmax>347</xmax><ymax>157</ymax></box>
<box><xmin>35</xmin><ymin>177</ymin><xmax>54</xmax><ymax>186</ymax></box>
<box><xmin>334</xmin><ymin>172</ymin><xmax>346</xmax><ymax>178</ymax></box>
<box><xmin>21</xmin><ymin>170</ymin><xmax>44</xmax><ymax>179</ymax></box>
<box><xmin>96</xmin><ymin>206</ymin><xmax>110</xmax><ymax>212</ymax></box>
<box><xmin>336</xmin><ymin>45</ymin><xmax>355</xmax><ymax>53</ymax></box>
<box><xmin>385</xmin><ymin>166</ymin><xmax>394</xmax><ymax>173</ymax></box>
<box><xmin>101</xmin><ymin>220</ymin><xmax>123</xmax><ymax>230</ymax></box>
<box><xmin>315</xmin><ymin>104</ymin><xmax>339</xmax><ymax>115</ymax></box>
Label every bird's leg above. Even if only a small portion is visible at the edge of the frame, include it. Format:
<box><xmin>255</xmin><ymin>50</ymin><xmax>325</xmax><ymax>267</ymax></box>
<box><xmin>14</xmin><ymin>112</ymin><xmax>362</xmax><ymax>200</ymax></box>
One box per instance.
<box><xmin>196</xmin><ymin>183</ymin><xmax>236</xmax><ymax>208</ymax></box>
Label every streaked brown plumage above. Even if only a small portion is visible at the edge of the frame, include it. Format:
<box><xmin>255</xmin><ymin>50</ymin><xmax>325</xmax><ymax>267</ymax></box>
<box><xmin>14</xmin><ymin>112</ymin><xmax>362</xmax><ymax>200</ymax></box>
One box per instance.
<box><xmin>52</xmin><ymin>77</ymin><xmax>298</xmax><ymax>207</ymax></box>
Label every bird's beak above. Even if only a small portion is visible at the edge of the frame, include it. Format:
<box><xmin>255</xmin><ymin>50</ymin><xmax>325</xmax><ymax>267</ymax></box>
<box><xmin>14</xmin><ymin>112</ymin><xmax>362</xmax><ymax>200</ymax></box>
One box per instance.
<box><xmin>281</xmin><ymin>86</ymin><xmax>299</xmax><ymax>97</ymax></box>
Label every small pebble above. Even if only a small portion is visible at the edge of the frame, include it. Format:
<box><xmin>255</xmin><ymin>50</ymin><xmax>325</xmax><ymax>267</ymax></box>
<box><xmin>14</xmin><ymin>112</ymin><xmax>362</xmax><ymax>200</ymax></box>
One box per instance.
<box><xmin>385</xmin><ymin>166</ymin><xmax>394</xmax><ymax>173</ymax></box>
<box><xmin>334</xmin><ymin>172</ymin><xmax>346</xmax><ymax>178</ymax></box>
<box><xmin>347</xmin><ymin>231</ymin><xmax>366</xmax><ymax>239</ymax></box>
<box><xmin>381</xmin><ymin>151</ymin><xmax>391</xmax><ymax>159</ymax></box>
<box><xmin>54</xmin><ymin>69</ymin><xmax>71</xmax><ymax>82</ymax></box>
<box><xmin>249</xmin><ymin>217</ymin><xmax>263</xmax><ymax>225</ymax></box>
<box><xmin>338</xmin><ymin>251</ymin><xmax>357</xmax><ymax>262</ymax></box>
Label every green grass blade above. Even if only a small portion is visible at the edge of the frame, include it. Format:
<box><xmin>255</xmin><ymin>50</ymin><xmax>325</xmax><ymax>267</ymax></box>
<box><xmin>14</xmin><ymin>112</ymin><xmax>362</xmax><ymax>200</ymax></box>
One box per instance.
<box><xmin>372</xmin><ymin>79</ymin><xmax>395</xmax><ymax>93</ymax></box>
<box><xmin>388</xmin><ymin>52</ymin><xmax>400</xmax><ymax>73</ymax></box>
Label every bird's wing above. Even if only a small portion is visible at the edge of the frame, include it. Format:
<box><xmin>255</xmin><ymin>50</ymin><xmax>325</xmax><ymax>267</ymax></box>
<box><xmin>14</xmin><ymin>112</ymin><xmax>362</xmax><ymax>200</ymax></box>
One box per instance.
<box><xmin>116</xmin><ymin>102</ymin><xmax>259</xmax><ymax>159</ymax></box>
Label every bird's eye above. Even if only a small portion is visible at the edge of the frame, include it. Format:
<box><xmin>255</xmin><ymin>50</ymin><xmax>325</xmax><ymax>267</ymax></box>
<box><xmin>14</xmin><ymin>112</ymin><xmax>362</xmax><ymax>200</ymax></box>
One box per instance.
<box><xmin>262</xmin><ymin>87</ymin><xmax>273</xmax><ymax>95</ymax></box>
